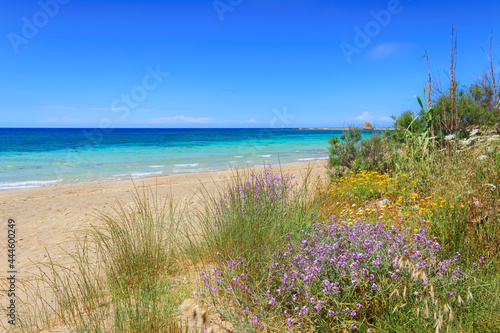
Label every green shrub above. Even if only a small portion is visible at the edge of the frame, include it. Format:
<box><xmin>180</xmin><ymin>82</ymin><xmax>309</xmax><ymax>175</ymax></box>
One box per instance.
<box><xmin>327</xmin><ymin>128</ymin><xmax>391</xmax><ymax>179</ymax></box>
<box><xmin>391</xmin><ymin>110</ymin><xmax>426</xmax><ymax>142</ymax></box>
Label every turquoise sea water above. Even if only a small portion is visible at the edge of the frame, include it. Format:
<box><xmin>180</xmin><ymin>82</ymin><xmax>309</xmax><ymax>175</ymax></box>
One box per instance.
<box><xmin>0</xmin><ymin>128</ymin><xmax>376</xmax><ymax>190</ymax></box>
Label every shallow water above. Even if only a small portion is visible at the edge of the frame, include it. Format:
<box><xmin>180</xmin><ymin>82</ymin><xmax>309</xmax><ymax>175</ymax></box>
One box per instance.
<box><xmin>0</xmin><ymin>128</ymin><xmax>376</xmax><ymax>190</ymax></box>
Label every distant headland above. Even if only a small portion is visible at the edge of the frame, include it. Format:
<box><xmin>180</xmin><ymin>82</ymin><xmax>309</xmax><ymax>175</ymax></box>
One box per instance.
<box><xmin>290</xmin><ymin>127</ymin><xmax>393</xmax><ymax>131</ymax></box>
<box><xmin>290</xmin><ymin>122</ymin><xmax>392</xmax><ymax>131</ymax></box>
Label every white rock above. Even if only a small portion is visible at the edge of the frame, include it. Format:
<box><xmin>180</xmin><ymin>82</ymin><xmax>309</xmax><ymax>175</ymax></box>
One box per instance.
<box><xmin>377</xmin><ymin>199</ymin><xmax>391</xmax><ymax>207</ymax></box>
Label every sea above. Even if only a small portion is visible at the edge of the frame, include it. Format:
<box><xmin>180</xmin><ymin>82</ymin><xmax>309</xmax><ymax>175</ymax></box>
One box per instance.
<box><xmin>0</xmin><ymin>128</ymin><xmax>377</xmax><ymax>191</ymax></box>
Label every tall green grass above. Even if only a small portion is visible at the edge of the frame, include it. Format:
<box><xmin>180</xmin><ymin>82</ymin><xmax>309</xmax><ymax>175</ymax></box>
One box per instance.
<box><xmin>184</xmin><ymin>166</ymin><xmax>318</xmax><ymax>280</ymax></box>
<box><xmin>4</xmin><ymin>187</ymin><xmax>190</xmax><ymax>332</ymax></box>
<box><xmin>391</xmin><ymin>130</ymin><xmax>500</xmax><ymax>260</ymax></box>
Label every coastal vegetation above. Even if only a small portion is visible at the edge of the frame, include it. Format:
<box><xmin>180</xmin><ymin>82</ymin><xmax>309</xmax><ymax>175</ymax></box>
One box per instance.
<box><xmin>3</xmin><ymin>29</ymin><xmax>500</xmax><ymax>332</ymax></box>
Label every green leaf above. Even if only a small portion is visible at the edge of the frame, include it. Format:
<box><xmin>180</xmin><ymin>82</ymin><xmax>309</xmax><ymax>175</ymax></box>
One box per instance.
<box><xmin>416</xmin><ymin>95</ymin><xmax>424</xmax><ymax>110</ymax></box>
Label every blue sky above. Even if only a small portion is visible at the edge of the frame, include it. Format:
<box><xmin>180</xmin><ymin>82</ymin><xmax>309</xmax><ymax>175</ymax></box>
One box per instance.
<box><xmin>1</xmin><ymin>0</ymin><xmax>499</xmax><ymax>128</ymax></box>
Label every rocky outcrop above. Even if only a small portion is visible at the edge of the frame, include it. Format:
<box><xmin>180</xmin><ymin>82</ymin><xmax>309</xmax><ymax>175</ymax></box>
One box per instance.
<box><xmin>363</xmin><ymin>122</ymin><xmax>373</xmax><ymax>130</ymax></box>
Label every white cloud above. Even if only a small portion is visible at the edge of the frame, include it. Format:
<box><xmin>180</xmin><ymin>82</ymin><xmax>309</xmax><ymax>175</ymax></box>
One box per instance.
<box><xmin>61</xmin><ymin>117</ymin><xmax>76</xmax><ymax>123</ymax></box>
<box><xmin>86</xmin><ymin>106</ymin><xmax>125</xmax><ymax>112</ymax></box>
<box><xmin>150</xmin><ymin>115</ymin><xmax>213</xmax><ymax>124</ymax></box>
<box><xmin>368</xmin><ymin>42</ymin><xmax>404</xmax><ymax>61</ymax></box>
<box><xmin>43</xmin><ymin>117</ymin><xmax>98</xmax><ymax>124</ymax></box>
<box><xmin>352</xmin><ymin>112</ymin><xmax>393</xmax><ymax>124</ymax></box>
<box><xmin>353</xmin><ymin>112</ymin><xmax>375</xmax><ymax>122</ymax></box>
<box><xmin>245</xmin><ymin>119</ymin><xmax>256</xmax><ymax>123</ymax></box>
<box><xmin>39</xmin><ymin>105</ymin><xmax>76</xmax><ymax>110</ymax></box>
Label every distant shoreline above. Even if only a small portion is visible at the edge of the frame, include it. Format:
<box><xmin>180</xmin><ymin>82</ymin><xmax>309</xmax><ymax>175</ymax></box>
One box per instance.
<box><xmin>290</xmin><ymin>128</ymin><xmax>394</xmax><ymax>131</ymax></box>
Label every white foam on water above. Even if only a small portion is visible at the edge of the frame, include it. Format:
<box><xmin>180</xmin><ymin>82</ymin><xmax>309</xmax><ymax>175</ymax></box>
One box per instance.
<box><xmin>130</xmin><ymin>171</ymin><xmax>163</xmax><ymax>178</ymax></box>
<box><xmin>234</xmin><ymin>156</ymin><xmax>244</xmax><ymax>158</ymax></box>
<box><xmin>297</xmin><ymin>157</ymin><xmax>328</xmax><ymax>161</ymax></box>
<box><xmin>174</xmin><ymin>163</ymin><xmax>199</xmax><ymax>167</ymax></box>
<box><xmin>149</xmin><ymin>165</ymin><xmax>166</xmax><ymax>168</ymax></box>
<box><xmin>0</xmin><ymin>179</ymin><xmax>62</xmax><ymax>190</ymax></box>
<box><xmin>172</xmin><ymin>169</ymin><xmax>199</xmax><ymax>173</ymax></box>
<box><xmin>258</xmin><ymin>155</ymin><xmax>272</xmax><ymax>158</ymax></box>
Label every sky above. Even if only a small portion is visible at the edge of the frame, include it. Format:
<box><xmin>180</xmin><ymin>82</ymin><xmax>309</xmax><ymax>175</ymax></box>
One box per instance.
<box><xmin>1</xmin><ymin>0</ymin><xmax>499</xmax><ymax>128</ymax></box>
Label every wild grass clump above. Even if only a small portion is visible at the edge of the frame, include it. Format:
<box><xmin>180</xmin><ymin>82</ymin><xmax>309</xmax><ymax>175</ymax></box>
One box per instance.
<box><xmin>388</xmin><ymin>129</ymin><xmax>500</xmax><ymax>259</ymax></box>
<box><xmin>187</xmin><ymin>165</ymin><xmax>316</xmax><ymax>279</ymax></box>
<box><xmin>93</xmin><ymin>187</ymin><xmax>182</xmax><ymax>301</ymax></box>
<box><xmin>90</xmin><ymin>187</ymin><xmax>187</xmax><ymax>332</ymax></box>
<box><xmin>8</xmin><ymin>187</ymin><xmax>190</xmax><ymax>332</ymax></box>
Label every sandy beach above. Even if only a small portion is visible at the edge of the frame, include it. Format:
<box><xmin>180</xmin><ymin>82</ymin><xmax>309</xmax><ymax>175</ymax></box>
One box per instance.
<box><xmin>0</xmin><ymin>161</ymin><xmax>327</xmax><ymax>280</ymax></box>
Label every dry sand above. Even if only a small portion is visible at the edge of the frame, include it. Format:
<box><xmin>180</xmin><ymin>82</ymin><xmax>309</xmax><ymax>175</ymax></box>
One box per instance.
<box><xmin>0</xmin><ymin>161</ymin><xmax>326</xmax><ymax>280</ymax></box>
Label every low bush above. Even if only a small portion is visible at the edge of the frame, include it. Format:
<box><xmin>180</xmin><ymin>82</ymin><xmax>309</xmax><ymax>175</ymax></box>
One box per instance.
<box><xmin>327</xmin><ymin>129</ymin><xmax>391</xmax><ymax>179</ymax></box>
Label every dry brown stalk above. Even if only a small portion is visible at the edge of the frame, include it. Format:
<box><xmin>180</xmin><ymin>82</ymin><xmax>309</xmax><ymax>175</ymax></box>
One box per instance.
<box><xmin>449</xmin><ymin>23</ymin><xmax>458</xmax><ymax>133</ymax></box>
<box><xmin>424</xmin><ymin>50</ymin><xmax>435</xmax><ymax>136</ymax></box>
<box><xmin>489</xmin><ymin>28</ymin><xmax>498</xmax><ymax>112</ymax></box>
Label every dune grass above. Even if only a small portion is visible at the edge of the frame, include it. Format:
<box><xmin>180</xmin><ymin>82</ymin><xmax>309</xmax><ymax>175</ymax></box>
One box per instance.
<box><xmin>184</xmin><ymin>165</ymin><xmax>319</xmax><ymax>281</ymax></box>
<box><xmin>2</xmin><ymin>187</ymin><xmax>190</xmax><ymax>332</ymax></box>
